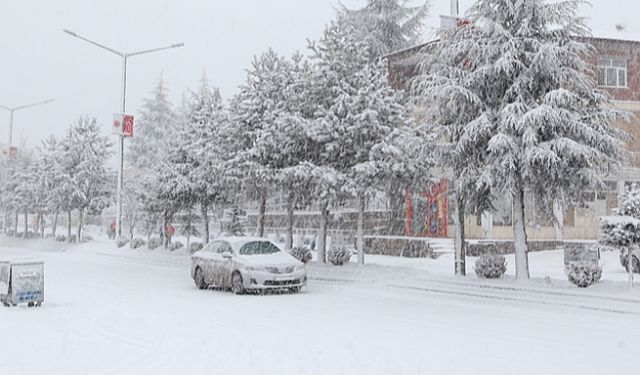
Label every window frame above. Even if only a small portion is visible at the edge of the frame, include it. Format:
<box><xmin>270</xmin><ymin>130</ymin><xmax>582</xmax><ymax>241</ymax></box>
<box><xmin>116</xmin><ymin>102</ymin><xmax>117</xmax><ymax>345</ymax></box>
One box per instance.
<box><xmin>597</xmin><ymin>57</ymin><xmax>628</xmax><ymax>88</ymax></box>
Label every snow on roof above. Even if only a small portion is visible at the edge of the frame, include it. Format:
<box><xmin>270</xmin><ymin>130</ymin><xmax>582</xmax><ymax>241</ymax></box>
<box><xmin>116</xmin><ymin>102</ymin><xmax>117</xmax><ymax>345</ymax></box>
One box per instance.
<box><xmin>0</xmin><ymin>257</ymin><xmax>45</xmax><ymax>265</ymax></box>
<box><xmin>589</xmin><ymin>30</ymin><xmax>640</xmax><ymax>44</ymax></box>
<box><xmin>598</xmin><ymin>216</ymin><xmax>640</xmax><ymax>228</ymax></box>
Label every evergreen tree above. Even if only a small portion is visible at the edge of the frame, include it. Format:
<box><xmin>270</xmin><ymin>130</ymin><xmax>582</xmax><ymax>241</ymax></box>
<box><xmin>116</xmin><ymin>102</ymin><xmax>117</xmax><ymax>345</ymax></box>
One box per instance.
<box><xmin>308</xmin><ymin>19</ymin><xmax>428</xmax><ymax>262</ymax></box>
<box><xmin>127</xmin><ymin>76</ymin><xmax>177</xmax><ymax>171</ymax></box>
<box><xmin>340</xmin><ymin>0</ymin><xmax>429</xmax><ymax>57</ymax></box>
<box><xmin>415</xmin><ymin>0</ymin><xmax>626</xmax><ymax>279</ymax></box>
<box><xmin>228</xmin><ymin>50</ymin><xmax>289</xmax><ymax>238</ymax></box>
<box><xmin>183</xmin><ymin>74</ymin><xmax>227</xmax><ymax>244</ymax></box>
<box><xmin>65</xmin><ymin>116</ymin><xmax>113</xmax><ymax>242</ymax></box>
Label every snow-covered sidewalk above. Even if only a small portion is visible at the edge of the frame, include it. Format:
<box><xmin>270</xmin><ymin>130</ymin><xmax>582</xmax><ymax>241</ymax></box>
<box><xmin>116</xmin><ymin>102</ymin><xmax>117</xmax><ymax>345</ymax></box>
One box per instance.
<box><xmin>1</xmin><ymin>238</ymin><xmax>640</xmax><ymax>375</ymax></box>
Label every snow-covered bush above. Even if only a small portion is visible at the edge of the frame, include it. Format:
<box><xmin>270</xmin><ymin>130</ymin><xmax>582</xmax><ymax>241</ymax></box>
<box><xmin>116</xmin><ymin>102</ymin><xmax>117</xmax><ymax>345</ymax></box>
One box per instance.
<box><xmin>328</xmin><ymin>247</ymin><xmax>352</xmax><ymax>266</ymax></box>
<box><xmin>168</xmin><ymin>241</ymin><xmax>184</xmax><ymax>252</ymax></box>
<box><xmin>190</xmin><ymin>242</ymin><xmax>203</xmax><ymax>253</ymax></box>
<box><xmin>129</xmin><ymin>238</ymin><xmax>146</xmax><ymax>249</ymax></box>
<box><xmin>474</xmin><ymin>254</ymin><xmax>507</xmax><ymax>279</ymax></box>
<box><xmin>81</xmin><ymin>235</ymin><xmax>93</xmax><ymax>243</ymax></box>
<box><xmin>565</xmin><ymin>261</ymin><xmax>602</xmax><ymax>288</ymax></box>
<box><xmin>24</xmin><ymin>231</ymin><xmax>40</xmax><ymax>239</ymax></box>
<box><xmin>290</xmin><ymin>246</ymin><xmax>312</xmax><ymax>264</ymax></box>
<box><xmin>55</xmin><ymin>235</ymin><xmax>66</xmax><ymax>242</ymax></box>
<box><xmin>67</xmin><ymin>235</ymin><xmax>77</xmax><ymax>243</ymax></box>
<box><xmin>147</xmin><ymin>237</ymin><xmax>162</xmax><ymax>250</ymax></box>
<box><xmin>116</xmin><ymin>238</ymin><xmax>129</xmax><ymax>248</ymax></box>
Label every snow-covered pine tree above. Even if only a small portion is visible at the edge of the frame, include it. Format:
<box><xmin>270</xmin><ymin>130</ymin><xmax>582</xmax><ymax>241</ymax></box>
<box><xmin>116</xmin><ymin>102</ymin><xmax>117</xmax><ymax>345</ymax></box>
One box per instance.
<box><xmin>238</xmin><ymin>50</ymin><xmax>319</xmax><ymax>248</ymax></box>
<box><xmin>600</xmin><ymin>186</ymin><xmax>640</xmax><ymax>250</ymax></box>
<box><xmin>182</xmin><ymin>73</ymin><xmax>228</xmax><ymax>244</ymax></box>
<box><xmin>65</xmin><ymin>116</ymin><xmax>113</xmax><ymax>242</ymax></box>
<box><xmin>11</xmin><ymin>151</ymin><xmax>36</xmax><ymax>237</ymax></box>
<box><xmin>308</xmin><ymin>18</ymin><xmax>427</xmax><ymax>263</ymax></box>
<box><xmin>0</xmin><ymin>153</ymin><xmax>9</xmax><ymax>234</ymax></box>
<box><xmin>228</xmin><ymin>49</ymin><xmax>291</xmax><ymax>239</ymax></box>
<box><xmin>127</xmin><ymin>75</ymin><xmax>177</xmax><ymax>171</ymax></box>
<box><xmin>339</xmin><ymin>0</ymin><xmax>429</xmax><ymax>58</ymax></box>
<box><xmin>148</xmin><ymin>133</ymin><xmax>198</xmax><ymax>248</ymax></box>
<box><xmin>415</xmin><ymin>0</ymin><xmax>627</xmax><ymax>279</ymax></box>
<box><xmin>38</xmin><ymin>136</ymin><xmax>65</xmax><ymax>237</ymax></box>
<box><xmin>306</xmin><ymin>20</ymin><xmax>373</xmax><ymax>262</ymax></box>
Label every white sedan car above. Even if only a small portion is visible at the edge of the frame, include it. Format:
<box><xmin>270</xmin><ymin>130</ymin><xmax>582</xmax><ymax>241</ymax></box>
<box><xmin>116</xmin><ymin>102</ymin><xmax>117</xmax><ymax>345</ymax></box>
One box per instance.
<box><xmin>190</xmin><ymin>237</ymin><xmax>307</xmax><ymax>294</ymax></box>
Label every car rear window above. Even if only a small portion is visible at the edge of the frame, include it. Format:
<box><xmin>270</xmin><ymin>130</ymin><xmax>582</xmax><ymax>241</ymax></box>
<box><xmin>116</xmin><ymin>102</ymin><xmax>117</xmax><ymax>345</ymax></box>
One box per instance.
<box><xmin>239</xmin><ymin>241</ymin><xmax>281</xmax><ymax>255</ymax></box>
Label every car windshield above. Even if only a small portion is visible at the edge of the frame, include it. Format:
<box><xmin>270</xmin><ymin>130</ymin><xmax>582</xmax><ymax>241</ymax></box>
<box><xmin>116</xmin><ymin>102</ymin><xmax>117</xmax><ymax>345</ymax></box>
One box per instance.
<box><xmin>238</xmin><ymin>241</ymin><xmax>281</xmax><ymax>255</ymax></box>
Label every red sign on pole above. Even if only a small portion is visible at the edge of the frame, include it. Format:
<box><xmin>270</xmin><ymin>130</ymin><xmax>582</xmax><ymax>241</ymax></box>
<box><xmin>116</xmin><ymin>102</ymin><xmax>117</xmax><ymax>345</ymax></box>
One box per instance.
<box><xmin>112</xmin><ymin>113</ymin><xmax>134</xmax><ymax>137</ymax></box>
<box><xmin>123</xmin><ymin>115</ymin><xmax>134</xmax><ymax>138</ymax></box>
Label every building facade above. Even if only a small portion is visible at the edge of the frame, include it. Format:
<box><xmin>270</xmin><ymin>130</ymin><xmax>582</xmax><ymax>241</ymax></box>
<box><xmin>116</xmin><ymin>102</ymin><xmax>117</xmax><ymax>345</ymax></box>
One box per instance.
<box><xmin>388</xmin><ymin>34</ymin><xmax>640</xmax><ymax>241</ymax></box>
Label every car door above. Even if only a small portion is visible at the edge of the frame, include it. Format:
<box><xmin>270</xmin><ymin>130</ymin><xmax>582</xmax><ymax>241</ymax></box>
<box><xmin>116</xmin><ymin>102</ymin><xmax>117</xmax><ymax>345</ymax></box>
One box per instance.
<box><xmin>215</xmin><ymin>241</ymin><xmax>234</xmax><ymax>288</ymax></box>
<box><xmin>201</xmin><ymin>241</ymin><xmax>220</xmax><ymax>285</ymax></box>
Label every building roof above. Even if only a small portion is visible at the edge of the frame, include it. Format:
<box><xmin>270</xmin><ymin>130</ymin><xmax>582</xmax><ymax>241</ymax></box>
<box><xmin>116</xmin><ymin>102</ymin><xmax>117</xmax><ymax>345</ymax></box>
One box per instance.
<box><xmin>386</xmin><ymin>33</ymin><xmax>640</xmax><ymax>61</ymax></box>
<box><xmin>590</xmin><ymin>31</ymin><xmax>640</xmax><ymax>44</ymax></box>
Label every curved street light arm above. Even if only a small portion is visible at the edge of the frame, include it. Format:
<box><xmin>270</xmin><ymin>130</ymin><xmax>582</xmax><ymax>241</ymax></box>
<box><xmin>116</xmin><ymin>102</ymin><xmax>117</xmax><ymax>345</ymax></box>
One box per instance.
<box><xmin>127</xmin><ymin>43</ymin><xmax>185</xmax><ymax>57</ymax></box>
<box><xmin>63</xmin><ymin>29</ymin><xmax>124</xmax><ymax>57</ymax></box>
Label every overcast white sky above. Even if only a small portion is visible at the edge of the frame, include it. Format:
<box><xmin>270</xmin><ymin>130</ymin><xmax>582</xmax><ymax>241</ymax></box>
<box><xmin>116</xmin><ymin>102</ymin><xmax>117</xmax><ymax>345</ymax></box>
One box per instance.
<box><xmin>1</xmin><ymin>0</ymin><xmax>638</xmax><ymax>150</ymax></box>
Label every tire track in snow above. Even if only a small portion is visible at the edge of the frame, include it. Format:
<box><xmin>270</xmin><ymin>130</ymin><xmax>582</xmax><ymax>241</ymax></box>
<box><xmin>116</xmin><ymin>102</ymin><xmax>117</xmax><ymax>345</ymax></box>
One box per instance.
<box><xmin>389</xmin><ymin>283</ymin><xmax>640</xmax><ymax>316</ymax></box>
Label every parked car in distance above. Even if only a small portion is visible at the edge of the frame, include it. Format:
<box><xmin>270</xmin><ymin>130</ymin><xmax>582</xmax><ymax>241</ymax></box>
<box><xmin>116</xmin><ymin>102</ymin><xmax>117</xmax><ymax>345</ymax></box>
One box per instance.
<box><xmin>191</xmin><ymin>237</ymin><xmax>307</xmax><ymax>294</ymax></box>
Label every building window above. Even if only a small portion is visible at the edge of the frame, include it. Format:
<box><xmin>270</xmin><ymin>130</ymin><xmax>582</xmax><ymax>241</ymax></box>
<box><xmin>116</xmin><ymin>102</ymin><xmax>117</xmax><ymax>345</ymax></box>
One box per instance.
<box><xmin>597</xmin><ymin>57</ymin><xmax>627</xmax><ymax>88</ymax></box>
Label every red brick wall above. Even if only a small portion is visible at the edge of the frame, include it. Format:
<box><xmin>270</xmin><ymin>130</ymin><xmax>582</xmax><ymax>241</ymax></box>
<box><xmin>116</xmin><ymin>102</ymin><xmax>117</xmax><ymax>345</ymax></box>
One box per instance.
<box><xmin>584</xmin><ymin>38</ymin><xmax>640</xmax><ymax>102</ymax></box>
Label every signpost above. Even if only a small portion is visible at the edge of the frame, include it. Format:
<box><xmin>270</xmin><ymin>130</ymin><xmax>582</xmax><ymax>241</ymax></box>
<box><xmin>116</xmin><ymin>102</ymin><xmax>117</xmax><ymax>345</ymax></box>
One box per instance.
<box><xmin>113</xmin><ymin>113</ymin><xmax>134</xmax><ymax>137</ymax></box>
<box><xmin>123</xmin><ymin>114</ymin><xmax>134</xmax><ymax>138</ymax></box>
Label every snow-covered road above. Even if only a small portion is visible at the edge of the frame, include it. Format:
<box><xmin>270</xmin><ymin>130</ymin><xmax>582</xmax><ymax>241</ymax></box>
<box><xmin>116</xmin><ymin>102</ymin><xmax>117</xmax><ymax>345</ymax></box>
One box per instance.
<box><xmin>1</xmin><ymin>240</ymin><xmax>639</xmax><ymax>375</ymax></box>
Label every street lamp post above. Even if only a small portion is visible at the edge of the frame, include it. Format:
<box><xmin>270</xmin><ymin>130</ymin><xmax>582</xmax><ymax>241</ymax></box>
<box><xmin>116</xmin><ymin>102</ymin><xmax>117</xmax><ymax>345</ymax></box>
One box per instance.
<box><xmin>0</xmin><ymin>99</ymin><xmax>54</xmax><ymax>234</ymax></box>
<box><xmin>63</xmin><ymin>29</ymin><xmax>184</xmax><ymax>241</ymax></box>
<box><xmin>0</xmin><ymin>99</ymin><xmax>55</xmax><ymax>155</ymax></box>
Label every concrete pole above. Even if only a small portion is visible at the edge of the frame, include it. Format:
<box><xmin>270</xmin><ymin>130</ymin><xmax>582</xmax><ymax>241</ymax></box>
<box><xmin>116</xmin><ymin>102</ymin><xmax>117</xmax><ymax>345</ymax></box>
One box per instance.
<box><xmin>115</xmin><ymin>55</ymin><xmax>128</xmax><ymax>241</ymax></box>
<box><xmin>7</xmin><ymin>110</ymin><xmax>14</xmax><ymax>155</ymax></box>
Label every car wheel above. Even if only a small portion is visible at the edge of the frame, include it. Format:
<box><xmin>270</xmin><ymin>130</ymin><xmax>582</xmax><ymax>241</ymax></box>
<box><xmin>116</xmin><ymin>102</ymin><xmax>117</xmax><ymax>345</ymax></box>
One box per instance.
<box><xmin>194</xmin><ymin>267</ymin><xmax>207</xmax><ymax>290</ymax></box>
<box><xmin>231</xmin><ymin>272</ymin><xmax>245</xmax><ymax>295</ymax></box>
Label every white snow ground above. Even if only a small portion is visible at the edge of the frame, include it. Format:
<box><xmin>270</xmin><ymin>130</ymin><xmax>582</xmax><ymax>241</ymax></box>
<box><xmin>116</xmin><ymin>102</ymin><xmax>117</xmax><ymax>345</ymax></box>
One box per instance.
<box><xmin>1</xmin><ymin>236</ymin><xmax>640</xmax><ymax>375</ymax></box>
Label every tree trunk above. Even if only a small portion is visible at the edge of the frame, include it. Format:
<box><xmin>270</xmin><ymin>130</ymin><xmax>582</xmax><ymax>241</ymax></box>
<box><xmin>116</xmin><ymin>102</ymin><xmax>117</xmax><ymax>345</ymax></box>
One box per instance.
<box><xmin>40</xmin><ymin>213</ymin><xmax>45</xmax><ymax>238</ymax></box>
<box><xmin>285</xmin><ymin>193</ymin><xmax>294</xmax><ymax>250</ymax></box>
<box><xmin>553</xmin><ymin>201</ymin><xmax>564</xmax><ymax>241</ymax></box>
<box><xmin>317</xmin><ymin>201</ymin><xmax>330</xmax><ymax>263</ymax></box>
<box><xmin>77</xmin><ymin>209</ymin><xmax>84</xmax><ymax>243</ymax></box>
<box><xmin>512</xmin><ymin>179</ymin><xmax>530</xmax><ymax>280</ymax></box>
<box><xmin>52</xmin><ymin>211</ymin><xmax>59</xmax><ymax>237</ymax></box>
<box><xmin>453</xmin><ymin>191</ymin><xmax>466</xmax><ymax>276</ymax></box>
<box><xmin>386</xmin><ymin>183</ymin><xmax>406</xmax><ymax>235</ymax></box>
<box><xmin>23</xmin><ymin>209</ymin><xmax>28</xmax><ymax>238</ymax></box>
<box><xmin>14</xmin><ymin>212</ymin><xmax>18</xmax><ymax>235</ymax></box>
<box><xmin>357</xmin><ymin>193</ymin><xmax>365</xmax><ymax>265</ymax></box>
<box><xmin>67</xmin><ymin>210</ymin><xmax>72</xmax><ymax>242</ymax></box>
<box><xmin>257</xmin><ymin>192</ymin><xmax>267</xmax><ymax>238</ymax></box>
<box><xmin>201</xmin><ymin>203</ymin><xmax>210</xmax><ymax>244</ymax></box>
<box><xmin>162</xmin><ymin>215</ymin><xmax>168</xmax><ymax>249</ymax></box>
